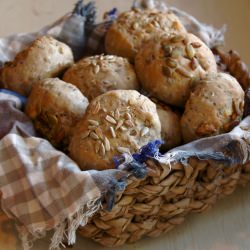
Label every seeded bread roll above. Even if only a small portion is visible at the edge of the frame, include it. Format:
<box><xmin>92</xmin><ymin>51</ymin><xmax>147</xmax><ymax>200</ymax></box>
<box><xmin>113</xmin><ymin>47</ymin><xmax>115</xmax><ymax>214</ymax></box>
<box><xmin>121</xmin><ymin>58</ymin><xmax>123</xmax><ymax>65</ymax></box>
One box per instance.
<box><xmin>181</xmin><ymin>73</ymin><xmax>244</xmax><ymax>142</ymax></box>
<box><xmin>25</xmin><ymin>78</ymin><xmax>89</xmax><ymax>148</ymax></box>
<box><xmin>152</xmin><ymin>98</ymin><xmax>182</xmax><ymax>150</ymax></box>
<box><xmin>105</xmin><ymin>9</ymin><xmax>186</xmax><ymax>62</ymax></box>
<box><xmin>69</xmin><ymin>90</ymin><xmax>161</xmax><ymax>170</ymax></box>
<box><xmin>63</xmin><ymin>55</ymin><xmax>139</xmax><ymax>101</ymax></box>
<box><xmin>0</xmin><ymin>36</ymin><xmax>74</xmax><ymax>96</ymax></box>
<box><xmin>135</xmin><ymin>33</ymin><xmax>218</xmax><ymax>107</ymax></box>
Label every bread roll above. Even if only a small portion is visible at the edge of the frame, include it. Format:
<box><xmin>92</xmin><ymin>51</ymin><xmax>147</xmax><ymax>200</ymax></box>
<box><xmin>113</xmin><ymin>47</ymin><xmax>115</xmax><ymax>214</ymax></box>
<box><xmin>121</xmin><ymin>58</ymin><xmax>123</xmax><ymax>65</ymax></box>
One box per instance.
<box><xmin>63</xmin><ymin>54</ymin><xmax>139</xmax><ymax>101</ymax></box>
<box><xmin>135</xmin><ymin>33</ymin><xmax>217</xmax><ymax>107</ymax></box>
<box><xmin>0</xmin><ymin>36</ymin><xmax>74</xmax><ymax>96</ymax></box>
<box><xmin>25</xmin><ymin>78</ymin><xmax>88</xmax><ymax>148</ymax></box>
<box><xmin>69</xmin><ymin>90</ymin><xmax>161</xmax><ymax>170</ymax></box>
<box><xmin>105</xmin><ymin>9</ymin><xmax>186</xmax><ymax>61</ymax></box>
<box><xmin>181</xmin><ymin>73</ymin><xmax>244</xmax><ymax>142</ymax></box>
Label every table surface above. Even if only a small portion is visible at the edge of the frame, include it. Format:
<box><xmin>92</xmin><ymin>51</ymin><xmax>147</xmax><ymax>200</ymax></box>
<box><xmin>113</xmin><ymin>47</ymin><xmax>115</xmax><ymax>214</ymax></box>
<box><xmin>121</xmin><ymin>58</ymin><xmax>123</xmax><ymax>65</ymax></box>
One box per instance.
<box><xmin>0</xmin><ymin>1</ymin><xmax>250</xmax><ymax>250</ymax></box>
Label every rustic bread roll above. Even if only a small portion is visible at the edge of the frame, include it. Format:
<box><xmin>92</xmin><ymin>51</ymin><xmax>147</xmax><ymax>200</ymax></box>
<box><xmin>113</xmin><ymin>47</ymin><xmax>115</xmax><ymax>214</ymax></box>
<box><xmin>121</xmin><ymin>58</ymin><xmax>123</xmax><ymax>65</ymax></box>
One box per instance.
<box><xmin>135</xmin><ymin>33</ymin><xmax>218</xmax><ymax>107</ymax></box>
<box><xmin>105</xmin><ymin>9</ymin><xmax>186</xmax><ymax>61</ymax></box>
<box><xmin>69</xmin><ymin>90</ymin><xmax>161</xmax><ymax>170</ymax></box>
<box><xmin>181</xmin><ymin>73</ymin><xmax>244</xmax><ymax>142</ymax></box>
<box><xmin>63</xmin><ymin>54</ymin><xmax>139</xmax><ymax>101</ymax></box>
<box><xmin>25</xmin><ymin>78</ymin><xmax>89</xmax><ymax>148</ymax></box>
<box><xmin>152</xmin><ymin>98</ymin><xmax>182</xmax><ymax>150</ymax></box>
<box><xmin>0</xmin><ymin>36</ymin><xmax>74</xmax><ymax>96</ymax></box>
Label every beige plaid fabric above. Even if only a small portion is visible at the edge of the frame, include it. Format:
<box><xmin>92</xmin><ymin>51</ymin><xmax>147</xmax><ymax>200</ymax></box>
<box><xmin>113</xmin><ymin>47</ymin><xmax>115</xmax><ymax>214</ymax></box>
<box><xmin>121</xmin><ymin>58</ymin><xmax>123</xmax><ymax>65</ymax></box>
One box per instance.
<box><xmin>0</xmin><ymin>99</ymin><xmax>102</xmax><ymax>250</ymax></box>
<box><xmin>0</xmin><ymin>93</ymin><xmax>127</xmax><ymax>250</ymax></box>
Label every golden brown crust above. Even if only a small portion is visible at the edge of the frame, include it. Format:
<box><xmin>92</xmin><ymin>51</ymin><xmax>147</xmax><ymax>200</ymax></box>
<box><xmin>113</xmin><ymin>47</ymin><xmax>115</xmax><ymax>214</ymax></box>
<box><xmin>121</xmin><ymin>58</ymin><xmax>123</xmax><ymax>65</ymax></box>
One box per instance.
<box><xmin>105</xmin><ymin>9</ymin><xmax>186</xmax><ymax>62</ymax></box>
<box><xmin>181</xmin><ymin>73</ymin><xmax>244</xmax><ymax>142</ymax></box>
<box><xmin>156</xmin><ymin>102</ymin><xmax>182</xmax><ymax>151</ymax></box>
<box><xmin>25</xmin><ymin>78</ymin><xmax>89</xmax><ymax>148</ymax></box>
<box><xmin>68</xmin><ymin>90</ymin><xmax>161</xmax><ymax>170</ymax></box>
<box><xmin>135</xmin><ymin>33</ymin><xmax>218</xmax><ymax>107</ymax></box>
<box><xmin>0</xmin><ymin>36</ymin><xmax>74</xmax><ymax>96</ymax></box>
<box><xmin>63</xmin><ymin>55</ymin><xmax>139</xmax><ymax>101</ymax></box>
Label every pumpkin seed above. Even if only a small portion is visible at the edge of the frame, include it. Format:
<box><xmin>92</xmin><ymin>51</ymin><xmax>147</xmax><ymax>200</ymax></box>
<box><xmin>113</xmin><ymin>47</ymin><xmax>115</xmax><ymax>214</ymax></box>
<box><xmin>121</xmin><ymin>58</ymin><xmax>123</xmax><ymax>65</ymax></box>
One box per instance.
<box><xmin>186</xmin><ymin>44</ymin><xmax>195</xmax><ymax>59</ymax></box>
<box><xmin>176</xmin><ymin>67</ymin><xmax>192</xmax><ymax>78</ymax></box>
<box><xmin>166</xmin><ymin>58</ymin><xmax>177</xmax><ymax>68</ymax></box>
<box><xmin>170</xmin><ymin>35</ymin><xmax>185</xmax><ymax>43</ymax></box>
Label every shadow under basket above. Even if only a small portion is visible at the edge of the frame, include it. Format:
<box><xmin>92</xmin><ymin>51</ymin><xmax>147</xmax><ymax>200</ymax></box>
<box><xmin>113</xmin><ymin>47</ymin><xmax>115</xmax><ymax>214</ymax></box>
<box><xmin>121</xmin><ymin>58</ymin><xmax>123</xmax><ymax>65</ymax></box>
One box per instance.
<box><xmin>78</xmin><ymin>47</ymin><xmax>250</xmax><ymax>247</ymax></box>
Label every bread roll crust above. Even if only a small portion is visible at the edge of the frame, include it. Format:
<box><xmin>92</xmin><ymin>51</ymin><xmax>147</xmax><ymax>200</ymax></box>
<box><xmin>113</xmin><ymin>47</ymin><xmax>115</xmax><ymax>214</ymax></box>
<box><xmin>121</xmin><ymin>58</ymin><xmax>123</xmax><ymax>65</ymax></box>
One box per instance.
<box><xmin>135</xmin><ymin>33</ymin><xmax>217</xmax><ymax>107</ymax></box>
<box><xmin>181</xmin><ymin>73</ymin><xmax>244</xmax><ymax>142</ymax></box>
<box><xmin>25</xmin><ymin>78</ymin><xmax>88</xmax><ymax>147</ymax></box>
<box><xmin>105</xmin><ymin>9</ymin><xmax>186</xmax><ymax>61</ymax></box>
<box><xmin>69</xmin><ymin>90</ymin><xmax>161</xmax><ymax>170</ymax></box>
<box><xmin>63</xmin><ymin>55</ymin><xmax>139</xmax><ymax>101</ymax></box>
<box><xmin>0</xmin><ymin>36</ymin><xmax>74</xmax><ymax>96</ymax></box>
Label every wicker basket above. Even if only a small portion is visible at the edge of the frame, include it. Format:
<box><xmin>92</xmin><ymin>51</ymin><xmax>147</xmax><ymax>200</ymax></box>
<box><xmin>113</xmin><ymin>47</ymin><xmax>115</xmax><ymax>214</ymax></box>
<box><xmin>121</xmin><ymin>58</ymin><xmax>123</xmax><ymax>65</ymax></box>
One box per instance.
<box><xmin>78</xmin><ymin>47</ymin><xmax>250</xmax><ymax>247</ymax></box>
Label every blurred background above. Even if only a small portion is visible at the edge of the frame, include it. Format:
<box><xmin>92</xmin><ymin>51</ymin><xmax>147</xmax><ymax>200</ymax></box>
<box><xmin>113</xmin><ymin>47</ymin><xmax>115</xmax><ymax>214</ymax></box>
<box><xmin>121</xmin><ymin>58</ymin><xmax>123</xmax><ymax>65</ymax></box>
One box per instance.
<box><xmin>0</xmin><ymin>0</ymin><xmax>249</xmax><ymax>65</ymax></box>
<box><xmin>0</xmin><ymin>1</ymin><xmax>250</xmax><ymax>250</ymax></box>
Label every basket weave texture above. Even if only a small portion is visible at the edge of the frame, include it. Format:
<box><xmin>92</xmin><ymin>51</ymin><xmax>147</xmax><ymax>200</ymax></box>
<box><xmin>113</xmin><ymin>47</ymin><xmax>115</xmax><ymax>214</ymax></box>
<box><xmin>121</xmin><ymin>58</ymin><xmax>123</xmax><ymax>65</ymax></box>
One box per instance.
<box><xmin>78</xmin><ymin>48</ymin><xmax>250</xmax><ymax>247</ymax></box>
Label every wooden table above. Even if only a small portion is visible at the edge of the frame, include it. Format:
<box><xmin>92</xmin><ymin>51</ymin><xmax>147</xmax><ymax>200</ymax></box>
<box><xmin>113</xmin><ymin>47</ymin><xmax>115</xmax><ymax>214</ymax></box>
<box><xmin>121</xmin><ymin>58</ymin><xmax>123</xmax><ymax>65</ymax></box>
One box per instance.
<box><xmin>0</xmin><ymin>1</ymin><xmax>250</xmax><ymax>249</ymax></box>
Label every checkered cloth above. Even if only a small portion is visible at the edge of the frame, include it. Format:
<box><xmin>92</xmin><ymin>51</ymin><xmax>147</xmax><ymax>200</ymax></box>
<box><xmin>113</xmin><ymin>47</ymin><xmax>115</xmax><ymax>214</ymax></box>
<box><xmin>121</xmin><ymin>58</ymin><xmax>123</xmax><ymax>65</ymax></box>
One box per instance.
<box><xmin>0</xmin><ymin>1</ymin><xmax>227</xmax><ymax>250</ymax></box>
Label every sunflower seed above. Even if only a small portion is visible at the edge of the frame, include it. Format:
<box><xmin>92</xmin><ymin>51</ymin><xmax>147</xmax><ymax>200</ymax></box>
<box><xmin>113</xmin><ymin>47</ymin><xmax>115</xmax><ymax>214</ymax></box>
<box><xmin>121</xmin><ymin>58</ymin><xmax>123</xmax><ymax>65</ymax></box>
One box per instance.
<box><xmin>170</xmin><ymin>35</ymin><xmax>185</xmax><ymax>43</ymax></box>
<box><xmin>104</xmin><ymin>137</ymin><xmax>111</xmax><ymax>151</ymax></box>
<box><xmin>114</xmin><ymin>109</ymin><xmax>120</xmax><ymax>120</ymax></box>
<box><xmin>162</xmin><ymin>66</ymin><xmax>172</xmax><ymax>77</ymax></box>
<box><xmin>100</xmin><ymin>143</ymin><xmax>106</xmax><ymax>156</ymax></box>
<box><xmin>190</xmin><ymin>58</ymin><xmax>198</xmax><ymax>70</ymax></box>
<box><xmin>124</xmin><ymin>120</ymin><xmax>134</xmax><ymax>127</ymax></box>
<box><xmin>117</xmin><ymin>147</ymin><xmax>130</xmax><ymax>154</ymax></box>
<box><xmin>120</xmin><ymin>126</ymin><xmax>128</xmax><ymax>131</ymax></box>
<box><xmin>95</xmin><ymin>141</ymin><xmax>101</xmax><ymax>153</ymax></box>
<box><xmin>90</xmin><ymin>132</ymin><xmax>99</xmax><ymax>140</ymax></box>
<box><xmin>166</xmin><ymin>58</ymin><xmax>177</xmax><ymax>68</ymax></box>
<box><xmin>88</xmin><ymin>125</ymin><xmax>97</xmax><ymax>130</ymax></box>
<box><xmin>93</xmin><ymin>102</ymin><xmax>100</xmax><ymax>114</ymax></box>
<box><xmin>95</xmin><ymin>127</ymin><xmax>103</xmax><ymax>140</ymax></box>
<box><xmin>88</xmin><ymin>119</ymin><xmax>99</xmax><ymax>126</ymax></box>
<box><xmin>141</xmin><ymin>127</ymin><xmax>149</xmax><ymax>136</ymax></box>
<box><xmin>115</xmin><ymin>119</ymin><xmax>124</xmax><ymax>130</ymax></box>
<box><xmin>81</xmin><ymin>131</ymin><xmax>90</xmax><ymax>139</ymax></box>
<box><xmin>94</xmin><ymin>65</ymin><xmax>100</xmax><ymax>74</ymax></box>
<box><xmin>105</xmin><ymin>115</ymin><xmax>117</xmax><ymax>124</ymax></box>
<box><xmin>125</xmin><ymin>112</ymin><xmax>132</xmax><ymax>120</ymax></box>
<box><xmin>110</xmin><ymin>111</ymin><xmax>115</xmax><ymax>117</ymax></box>
<box><xmin>191</xmin><ymin>42</ymin><xmax>202</xmax><ymax>48</ymax></box>
<box><xmin>186</xmin><ymin>44</ymin><xmax>195</xmax><ymax>59</ymax></box>
<box><xmin>110</xmin><ymin>126</ymin><xmax>116</xmax><ymax>138</ymax></box>
<box><xmin>176</xmin><ymin>67</ymin><xmax>192</xmax><ymax>78</ymax></box>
